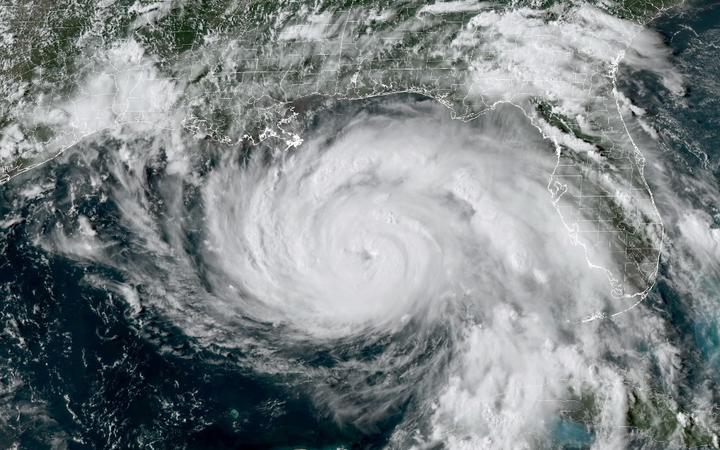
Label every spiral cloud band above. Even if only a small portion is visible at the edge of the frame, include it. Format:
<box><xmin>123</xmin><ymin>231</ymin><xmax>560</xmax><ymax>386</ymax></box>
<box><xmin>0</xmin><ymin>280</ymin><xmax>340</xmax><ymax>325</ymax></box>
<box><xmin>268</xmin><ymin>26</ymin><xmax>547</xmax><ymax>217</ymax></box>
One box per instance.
<box><xmin>71</xmin><ymin>97</ymin><xmax>671</xmax><ymax>448</ymax></box>
<box><xmin>2</xmin><ymin>1</ymin><xmax>719</xmax><ymax>448</ymax></box>
<box><xmin>201</xmin><ymin>98</ymin><xmax>613</xmax><ymax>333</ymax></box>
<box><xmin>204</xmin><ymin>100</ymin><xmax>577</xmax><ymax>336</ymax></box>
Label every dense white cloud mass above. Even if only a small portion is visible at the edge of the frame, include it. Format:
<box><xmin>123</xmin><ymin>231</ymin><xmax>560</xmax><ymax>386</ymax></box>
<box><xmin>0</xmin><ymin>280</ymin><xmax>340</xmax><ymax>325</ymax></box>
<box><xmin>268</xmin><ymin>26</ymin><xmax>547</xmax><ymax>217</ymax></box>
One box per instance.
<box><xmin>2</xmin><ymin>0</ymin><xmax>719</xmax><ymax>448</ymax></box>
<box><xmin>203</xmin><ymin>103</ymin><xmax>575</xmax><ymax>337</ymax></box>
<box><xmin>42</xmin><ymin>98</ymin><xmax>685</xmax><ymax>448</ymax></box>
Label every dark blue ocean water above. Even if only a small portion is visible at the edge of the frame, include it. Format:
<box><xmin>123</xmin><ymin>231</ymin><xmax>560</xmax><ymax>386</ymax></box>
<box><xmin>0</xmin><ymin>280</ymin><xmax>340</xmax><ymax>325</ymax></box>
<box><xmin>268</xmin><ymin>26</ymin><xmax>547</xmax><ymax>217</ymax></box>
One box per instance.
<box><xmin>636</xmin><ymin>0</ymin><xmax>720</xmax><ymax>371</ymax></box>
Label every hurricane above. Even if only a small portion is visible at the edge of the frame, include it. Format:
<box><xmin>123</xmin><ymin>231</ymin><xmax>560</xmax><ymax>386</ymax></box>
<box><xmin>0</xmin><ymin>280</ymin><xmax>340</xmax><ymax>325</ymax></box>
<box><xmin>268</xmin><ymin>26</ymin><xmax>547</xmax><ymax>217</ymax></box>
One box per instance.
<box><xmin>1</xmin><ymin>0</ymin><xmax>719</xmax><ymax>449</ymax></box>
